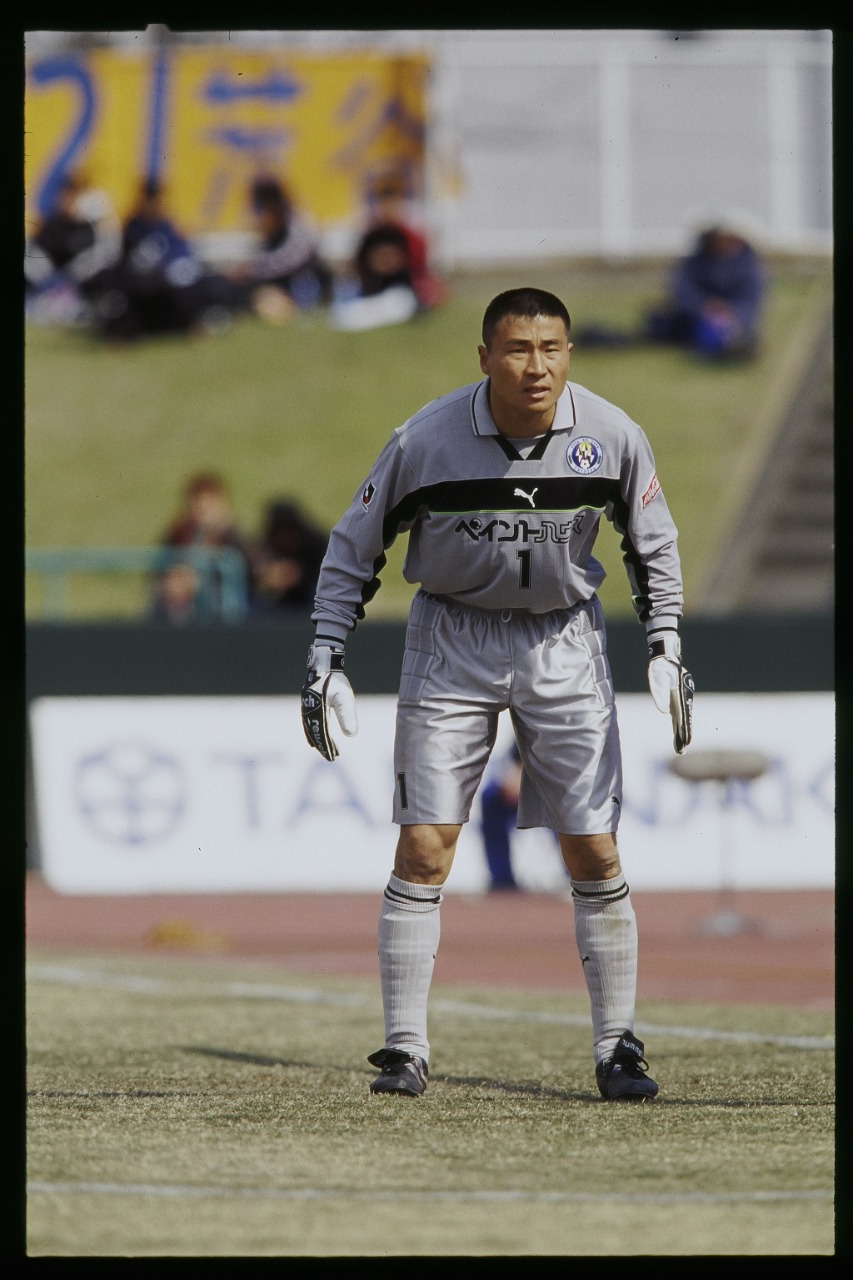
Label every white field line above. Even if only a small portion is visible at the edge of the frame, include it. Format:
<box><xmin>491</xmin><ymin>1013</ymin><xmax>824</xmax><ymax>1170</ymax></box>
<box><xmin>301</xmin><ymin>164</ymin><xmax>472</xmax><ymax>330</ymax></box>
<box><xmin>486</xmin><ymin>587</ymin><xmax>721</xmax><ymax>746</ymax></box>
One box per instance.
<box><xmin>26</xmin><ymin>963</ymin><xmax>834</xmax><ymax>1051</ymax></box>
<box><xmin>26</xmin><ymin>1181</ymin><xmax>833</xmax><ymax>1205</ymax></box>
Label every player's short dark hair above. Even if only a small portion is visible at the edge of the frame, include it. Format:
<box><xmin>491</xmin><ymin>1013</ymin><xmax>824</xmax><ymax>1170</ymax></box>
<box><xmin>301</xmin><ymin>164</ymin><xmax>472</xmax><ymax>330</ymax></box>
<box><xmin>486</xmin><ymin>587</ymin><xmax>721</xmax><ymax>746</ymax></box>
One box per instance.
<box><xmin>481</xmin><ymin>288</ymin><xmax>571</xmax><ymax>348</ymax></box>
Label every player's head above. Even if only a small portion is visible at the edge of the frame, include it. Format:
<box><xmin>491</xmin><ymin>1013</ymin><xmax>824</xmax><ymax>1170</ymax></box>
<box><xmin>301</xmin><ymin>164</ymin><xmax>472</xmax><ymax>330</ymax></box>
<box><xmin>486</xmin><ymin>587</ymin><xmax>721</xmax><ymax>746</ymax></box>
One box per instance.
<box><xmin>478</xmin><ymin>289</ymin><xmax>572</xmax><ymax>430</ymax></box>
<box><xmin>481</xmin><ymin>288</ymin><xmax>571</xmax><ymax>351</ymax></box>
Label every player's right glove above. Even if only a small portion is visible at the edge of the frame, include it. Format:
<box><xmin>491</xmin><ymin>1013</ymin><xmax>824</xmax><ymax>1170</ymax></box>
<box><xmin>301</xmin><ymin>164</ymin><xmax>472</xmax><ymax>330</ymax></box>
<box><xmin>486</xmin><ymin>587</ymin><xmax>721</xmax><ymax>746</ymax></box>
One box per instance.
<box><xmin>647</xmin><ymin>628</ymin><xmax>694</xmax><ymax>755</ymax></box>
<box><xmin>301</xmin><ymin>643</ymin><xmax>358</xmax><ymax>762</ymax></box>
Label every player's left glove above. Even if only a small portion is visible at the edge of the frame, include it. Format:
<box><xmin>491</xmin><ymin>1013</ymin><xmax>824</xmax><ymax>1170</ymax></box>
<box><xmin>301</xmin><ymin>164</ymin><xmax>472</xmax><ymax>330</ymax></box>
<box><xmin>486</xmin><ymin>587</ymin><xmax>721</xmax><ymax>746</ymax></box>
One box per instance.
<box><xmin>301</xmin><ymin>644</ymin><xmax>358</xmax><ymax>762</ymax></box>
<box><xmin>647</xmin><ymin>628</ymin><xmax>694</xmax><ymax>755</ymax></box>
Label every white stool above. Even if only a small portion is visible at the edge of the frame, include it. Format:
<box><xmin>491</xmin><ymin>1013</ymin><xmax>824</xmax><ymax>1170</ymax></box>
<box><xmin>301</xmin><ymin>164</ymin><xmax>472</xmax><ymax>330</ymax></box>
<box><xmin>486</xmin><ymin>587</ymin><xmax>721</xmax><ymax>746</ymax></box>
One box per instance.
<box><xmin>668</xmin><ymin>749</ymin><xmax>771</xmax><ymax>936</ymax></box>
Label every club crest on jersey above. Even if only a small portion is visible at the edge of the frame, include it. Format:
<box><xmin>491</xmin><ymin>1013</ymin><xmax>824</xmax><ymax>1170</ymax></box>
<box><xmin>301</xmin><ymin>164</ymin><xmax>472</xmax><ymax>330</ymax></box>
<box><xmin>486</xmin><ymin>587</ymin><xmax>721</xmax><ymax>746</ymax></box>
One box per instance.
<box><xmin>567</xmin><ymin>436</ymin><xmax>604</xmax><ymax>475</ymax></box>
<box><xmin>361</xmin><ymin>482</ymin><xmax>376</xmax><ymax>513</ymax></box>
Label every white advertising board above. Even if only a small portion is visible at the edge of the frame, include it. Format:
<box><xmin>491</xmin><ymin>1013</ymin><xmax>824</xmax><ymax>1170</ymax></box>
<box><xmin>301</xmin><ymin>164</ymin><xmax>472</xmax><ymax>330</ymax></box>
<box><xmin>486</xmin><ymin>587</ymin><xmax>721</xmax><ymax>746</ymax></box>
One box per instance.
<box><xmin>29</xmin><ymin>693</ymin><xmax>835</xmax><ymax>895</ymax></box>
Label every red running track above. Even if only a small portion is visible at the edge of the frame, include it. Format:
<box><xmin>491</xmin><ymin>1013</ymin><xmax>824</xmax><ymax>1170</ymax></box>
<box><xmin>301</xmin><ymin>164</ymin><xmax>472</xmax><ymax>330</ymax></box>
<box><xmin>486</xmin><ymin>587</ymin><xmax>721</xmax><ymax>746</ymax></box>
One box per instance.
<box><xmin>25</xmin><ymin>875</ymin><xmax>834</xmax><ymax>1012</ymax></box>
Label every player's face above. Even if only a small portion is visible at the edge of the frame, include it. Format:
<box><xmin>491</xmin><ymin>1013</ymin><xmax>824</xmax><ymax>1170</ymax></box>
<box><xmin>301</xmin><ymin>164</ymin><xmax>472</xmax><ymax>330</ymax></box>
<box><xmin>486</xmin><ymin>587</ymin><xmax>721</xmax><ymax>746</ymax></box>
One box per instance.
<box><xmin>478</xmin><ymin>314</ymin><xmax>572</xmax><ymax>436</ymax></box>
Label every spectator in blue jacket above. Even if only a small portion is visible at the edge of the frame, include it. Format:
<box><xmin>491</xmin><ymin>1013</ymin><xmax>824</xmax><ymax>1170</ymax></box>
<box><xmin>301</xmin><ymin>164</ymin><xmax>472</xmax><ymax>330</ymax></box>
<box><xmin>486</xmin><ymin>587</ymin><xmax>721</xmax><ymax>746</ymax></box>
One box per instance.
<box><xmin>645</xmin><ymin>223</ymin><xmax>766</xmax><ymax>358</ymax></box>
<box><xmin>88</xmin><ymin>179</ymin><xmax>239</xmax><ymax>340</ymax></box>
<box><xmin>479</xmin><ymin>742</ymin><xmax>565</xmax><ymax>893</ymax></box>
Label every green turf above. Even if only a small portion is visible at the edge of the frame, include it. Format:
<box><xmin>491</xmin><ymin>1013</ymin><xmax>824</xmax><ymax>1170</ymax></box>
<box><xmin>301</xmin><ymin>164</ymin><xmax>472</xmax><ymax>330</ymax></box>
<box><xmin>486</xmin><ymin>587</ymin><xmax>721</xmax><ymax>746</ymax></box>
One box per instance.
<box><xmin>26</xmin><ymin>949</ymin><xmax>835</xmax><ymax>1256</ymax></box>
<box><xmin>24</xmin><ymin>259</ymin><xmax>832</xmax><ymax>621</ymax></box>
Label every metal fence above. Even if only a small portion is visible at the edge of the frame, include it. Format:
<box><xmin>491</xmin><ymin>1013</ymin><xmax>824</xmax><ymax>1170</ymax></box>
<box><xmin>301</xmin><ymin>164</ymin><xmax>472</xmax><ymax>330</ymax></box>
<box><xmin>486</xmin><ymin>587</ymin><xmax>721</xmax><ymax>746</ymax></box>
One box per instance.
<box><xmin>25</xmin><ymin>547</ymin><xmax>249</xmax><ymax>622</ymax></box>
<box><xmin>425</xmin><ymin>28</ymin><xmax>833</xmax><ymax>266</ymax></box>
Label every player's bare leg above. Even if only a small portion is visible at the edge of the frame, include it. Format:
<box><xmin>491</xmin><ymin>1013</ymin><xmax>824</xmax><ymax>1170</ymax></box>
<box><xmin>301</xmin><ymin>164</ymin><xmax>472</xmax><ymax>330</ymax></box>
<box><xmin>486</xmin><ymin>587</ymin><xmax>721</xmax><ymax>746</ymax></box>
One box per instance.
<box><xmin>560</xmin><ymin>832</ymin><xmax>658</xmax><ymax>1100</ymax></box>
<box><xmin>394</xmin><ymin>822</ymin><xmax>460</xmax><ymax>884</ymax></box>
<box><xmin>369</xmin><ymin>824</ymin><xmax>460</xmax><ymax>1095</ymax></box>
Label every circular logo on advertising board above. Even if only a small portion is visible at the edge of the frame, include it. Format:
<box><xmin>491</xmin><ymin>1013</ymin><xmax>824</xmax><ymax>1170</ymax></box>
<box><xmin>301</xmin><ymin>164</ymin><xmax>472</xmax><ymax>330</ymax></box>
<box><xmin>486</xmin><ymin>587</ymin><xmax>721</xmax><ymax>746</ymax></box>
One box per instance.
<box><xmin>74</xmin><ymin>743</ymin><xmax>186</xmax><ymax>846</ymax></box>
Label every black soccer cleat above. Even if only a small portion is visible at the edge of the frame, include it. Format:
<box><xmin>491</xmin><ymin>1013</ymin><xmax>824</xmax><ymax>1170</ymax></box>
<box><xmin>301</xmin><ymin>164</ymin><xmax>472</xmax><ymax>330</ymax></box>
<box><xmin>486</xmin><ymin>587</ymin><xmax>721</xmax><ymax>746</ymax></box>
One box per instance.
<box><xmin>595</xmin><ymin>1031</ymin><xmax>659</xmax><ymax>1102</ymax></box>
<box><xmin>367</xmin><ymin>1048</ymin><xmax>429</xmax><ymax>1097</ymax></box>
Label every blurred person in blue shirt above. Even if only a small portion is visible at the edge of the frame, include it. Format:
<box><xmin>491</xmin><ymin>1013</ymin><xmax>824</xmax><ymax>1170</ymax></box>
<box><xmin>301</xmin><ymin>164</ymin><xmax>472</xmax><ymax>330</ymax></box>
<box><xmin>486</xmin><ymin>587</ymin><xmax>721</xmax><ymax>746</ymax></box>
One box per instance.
<box><xmin>644</xmin><ymin>222</ymin><xmax>766</xmax><ymax>359</ymax></box>
<box><xmin>148</xmin><ymin>471</ymin><xmax>254</xmax><ymax>623</ymax></box>
<box><xmin>479</xmin><ymin>742</ymin><xmax>565</xmax><ymax>893</ymax></box>
<box><xmin>90</xmin><ymin>178</ymin><xmax>239</xmax><ymax>341</ymax></box>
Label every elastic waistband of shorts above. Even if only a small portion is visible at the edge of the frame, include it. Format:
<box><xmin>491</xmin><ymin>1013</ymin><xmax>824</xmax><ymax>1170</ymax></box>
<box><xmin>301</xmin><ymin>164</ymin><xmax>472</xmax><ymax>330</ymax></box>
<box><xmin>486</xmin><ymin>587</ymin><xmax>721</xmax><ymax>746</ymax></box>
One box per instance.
<box><xmin>421</xmin><ymin>590</ymin><xmax>592</xmax><ymax>622</ymax></box>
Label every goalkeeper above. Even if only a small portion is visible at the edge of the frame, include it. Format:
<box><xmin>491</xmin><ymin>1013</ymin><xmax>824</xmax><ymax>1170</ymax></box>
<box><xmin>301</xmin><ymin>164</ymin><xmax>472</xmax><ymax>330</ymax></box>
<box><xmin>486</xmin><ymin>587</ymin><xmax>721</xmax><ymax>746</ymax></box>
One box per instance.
<box><xmin>301</xmin><ymin>286</ymin><xmax>693</xmax><ymax>1101</ymax></box>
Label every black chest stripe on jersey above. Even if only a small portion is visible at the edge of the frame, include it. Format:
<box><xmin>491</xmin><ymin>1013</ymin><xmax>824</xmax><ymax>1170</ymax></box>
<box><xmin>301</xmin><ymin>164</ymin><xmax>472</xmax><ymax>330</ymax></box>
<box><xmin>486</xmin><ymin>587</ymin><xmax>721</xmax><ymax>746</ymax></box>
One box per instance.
<box><xmin>354</xmin><ymin>475</ymin><xmax>621</xmax><ymax>619</ymax></box>
<box><xmin>350</xmin><ymin>481</ymin><xmax>617</xmax><ymax>619</ymax></box>
<box><xmin>384</xmin><ymin>477</ymin><xmax>619</xmax><ymax>531</ymax></box>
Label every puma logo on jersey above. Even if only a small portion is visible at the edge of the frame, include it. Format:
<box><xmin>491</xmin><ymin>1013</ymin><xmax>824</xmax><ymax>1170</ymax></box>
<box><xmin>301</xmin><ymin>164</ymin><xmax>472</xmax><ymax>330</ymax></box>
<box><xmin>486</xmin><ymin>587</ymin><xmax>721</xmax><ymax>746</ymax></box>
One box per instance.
<box><xmin>514</xmin><ymin>486</ymin><xmax>538</xmax><ymax>508</ymax></box>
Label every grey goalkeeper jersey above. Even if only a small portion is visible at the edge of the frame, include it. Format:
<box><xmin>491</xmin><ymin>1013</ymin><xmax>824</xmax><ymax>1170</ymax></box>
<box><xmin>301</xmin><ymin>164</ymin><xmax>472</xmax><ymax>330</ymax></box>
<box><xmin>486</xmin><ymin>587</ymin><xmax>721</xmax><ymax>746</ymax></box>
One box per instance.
<box><xmin>312</xmin><ymin>378</ymin><xmax>683</xmax><ymax>644</ymax></box>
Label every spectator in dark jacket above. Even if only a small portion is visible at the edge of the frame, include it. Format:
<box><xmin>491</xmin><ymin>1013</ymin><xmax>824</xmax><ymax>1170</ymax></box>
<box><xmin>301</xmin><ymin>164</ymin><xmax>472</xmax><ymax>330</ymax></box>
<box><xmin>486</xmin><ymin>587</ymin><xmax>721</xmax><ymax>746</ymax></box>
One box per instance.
<box><xmin>645</xmin><ymin>223</ymin><xmax>766</xmax><ymax>358</ymax></box>
<box><xmin>230</xmin><ymin>176</ymin><xmax>334</xmax><ymax>323</ymax></box>
<box><xmin>330</xmin><ymin>177</ymin><xmax>448</xmax><ymax>332</ymax></box>
<box><xmin>25</xmin><ymin>174</ymin><xmax>122</xmax><ymax>324</ymax></box>
<box><xmin>250</xmin><ymin>499</ymin><xmax>329</xmax><ymax>612</ymax></box>
<box><xmin>88</xmin><ymin>179</ymin><xmax>239</xmax><ymax>340</ymax></box>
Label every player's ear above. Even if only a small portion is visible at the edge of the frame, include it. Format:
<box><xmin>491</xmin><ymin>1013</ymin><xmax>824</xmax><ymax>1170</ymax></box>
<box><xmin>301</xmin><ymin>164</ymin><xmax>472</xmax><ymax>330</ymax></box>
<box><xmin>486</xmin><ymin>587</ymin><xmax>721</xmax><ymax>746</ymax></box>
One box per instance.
<box><xmin>478</xmin><ymin>343</ymin><xmax>490</xmax><ymax>374</ymax></box>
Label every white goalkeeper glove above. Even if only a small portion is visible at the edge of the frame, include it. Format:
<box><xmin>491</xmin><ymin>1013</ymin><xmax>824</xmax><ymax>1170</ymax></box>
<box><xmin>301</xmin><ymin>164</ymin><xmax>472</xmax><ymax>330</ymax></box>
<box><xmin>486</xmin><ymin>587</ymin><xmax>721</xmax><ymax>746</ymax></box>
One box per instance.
<box><xmin>301</xmin><ymin>643</ymin><xmax>358</xmax><ymax>762</ymax></box>
<box><xmin>647</xmin><ymin>628</ymin><xmax>694</xmax><ymax>755</ymax></box>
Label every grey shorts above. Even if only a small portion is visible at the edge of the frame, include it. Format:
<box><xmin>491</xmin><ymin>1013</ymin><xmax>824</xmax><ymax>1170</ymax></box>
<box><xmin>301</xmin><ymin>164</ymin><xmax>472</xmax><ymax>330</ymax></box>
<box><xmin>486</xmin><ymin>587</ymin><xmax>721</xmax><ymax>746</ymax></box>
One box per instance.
<box><xmin>392</xmin><ymin>590</ymin><xmax>622</xmax><ymax>834</ymax></box>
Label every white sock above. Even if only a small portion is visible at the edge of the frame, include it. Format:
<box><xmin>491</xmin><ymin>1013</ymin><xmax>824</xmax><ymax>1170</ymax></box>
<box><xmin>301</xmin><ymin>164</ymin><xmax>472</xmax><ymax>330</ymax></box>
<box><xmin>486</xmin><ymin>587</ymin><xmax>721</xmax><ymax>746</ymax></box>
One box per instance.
<box><xmin>571</xmin><ymin>873</ymin><xmax>638</xmax><ymax>1066</ymax></box>
<box><xmin>377</xmin><ymin>873</ymin><xmax>444</xmax><ymax>1063</ymax></box>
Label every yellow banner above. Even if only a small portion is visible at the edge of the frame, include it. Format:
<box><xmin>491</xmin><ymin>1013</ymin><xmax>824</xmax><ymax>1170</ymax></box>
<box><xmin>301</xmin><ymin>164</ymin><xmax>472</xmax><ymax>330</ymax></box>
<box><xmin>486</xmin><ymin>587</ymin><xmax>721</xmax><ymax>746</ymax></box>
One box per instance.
<box><xmin>25</xmin><ymin>44</ymin><xmax>429</xmax><ymax>237</ymax></box>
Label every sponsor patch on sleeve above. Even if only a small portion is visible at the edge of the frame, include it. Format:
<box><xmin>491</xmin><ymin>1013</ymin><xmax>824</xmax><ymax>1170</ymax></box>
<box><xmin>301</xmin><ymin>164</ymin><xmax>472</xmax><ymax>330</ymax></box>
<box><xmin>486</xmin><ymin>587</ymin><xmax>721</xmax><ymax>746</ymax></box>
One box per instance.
<box><xmin>641</xmin><ymin>472</ymin><xmax>661</xmax><ymax>509</ymax></box>
<box><xmin>361</xmin><ymin>482</ymin><xmax>376</xmax><ymax>513</ymax></box>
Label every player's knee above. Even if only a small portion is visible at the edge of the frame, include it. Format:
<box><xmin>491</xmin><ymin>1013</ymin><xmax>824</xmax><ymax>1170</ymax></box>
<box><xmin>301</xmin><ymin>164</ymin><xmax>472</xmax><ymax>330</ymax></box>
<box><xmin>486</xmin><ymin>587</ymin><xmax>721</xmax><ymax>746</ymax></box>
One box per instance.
<box><xmin>395</xmin><ymin>823</ymin><xmax>459</xmax><ymax>884</ymax></box>
<box><xmin>558</xmin><ymin>831</ymin><xmax>621</xmax><ymax>881</ymax></box>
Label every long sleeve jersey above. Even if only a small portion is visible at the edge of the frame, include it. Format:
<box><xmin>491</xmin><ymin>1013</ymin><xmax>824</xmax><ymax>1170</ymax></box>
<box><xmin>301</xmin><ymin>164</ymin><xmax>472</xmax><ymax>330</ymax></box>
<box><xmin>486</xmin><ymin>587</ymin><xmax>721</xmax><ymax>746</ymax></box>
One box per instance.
<box><xmin>312</xmin><ymin>378</ymin><xmax>683</xmax><ymax>645</ymax></box>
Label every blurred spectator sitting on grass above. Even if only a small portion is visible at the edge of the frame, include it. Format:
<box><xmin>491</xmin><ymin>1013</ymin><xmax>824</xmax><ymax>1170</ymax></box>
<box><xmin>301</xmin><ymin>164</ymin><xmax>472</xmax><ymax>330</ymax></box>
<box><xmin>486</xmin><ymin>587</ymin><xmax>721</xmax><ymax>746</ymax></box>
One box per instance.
<box><xmin>228</xmin><ymin>176</ymin><xmax>335</xmax><ymax>325</ymax></box>
<box><xmin>149</xmin><ymin>471</ymin><xmax>254</xmax><ymax>622</ymax></box>
<box><xmin>362</xmin><ymin>177</ymin><xmax>448</xmax><ymax>310</ymax></box>
<box><xmin>643</xmin><ymin>221</ymin><xmax>766</xmax><ymax>359</ymax></box>
<box><xmin>88</xmin><ymin>178</ymin><xmax>238</xmax><ymax>342</ymax></box>
<box><xmin>250</xmin><ymin>499</ymin><xmax>329</xmax><ymax>613</ymax></box>
<box><xmin>330</xmin><ymin>176</ymin><xmax>447</xmax><ymax>332</ymax></box>
<box><xmin>25</xmin><ymin>173</ymin><xmax>122</xmax><ymax>325</ymax></box>
<box><xmin>479</xmin><ymin>742</ymin><xmax>564</xmax><ymax>893</ymax></box>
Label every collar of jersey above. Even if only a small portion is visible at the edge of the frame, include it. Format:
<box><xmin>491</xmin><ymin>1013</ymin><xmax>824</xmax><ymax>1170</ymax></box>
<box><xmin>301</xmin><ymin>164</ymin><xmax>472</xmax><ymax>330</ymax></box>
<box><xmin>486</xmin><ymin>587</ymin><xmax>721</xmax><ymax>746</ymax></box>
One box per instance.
<box><xmin>471</xmin><ymin>379</ymin><xmax>576</xmax><ymax>437</ymax></box>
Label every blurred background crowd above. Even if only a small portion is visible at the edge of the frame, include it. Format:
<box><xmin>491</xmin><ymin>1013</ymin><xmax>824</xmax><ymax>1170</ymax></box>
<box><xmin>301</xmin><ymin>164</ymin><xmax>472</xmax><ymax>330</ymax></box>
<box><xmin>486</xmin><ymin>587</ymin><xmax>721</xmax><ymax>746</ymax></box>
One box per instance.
<box><xmin>24</xmin><ymin>155</ymin><xmax>772</xmax><ymax>631</ymax></box>
<box><xmin>148</xmin><ymin>470</ymin><xmax>329</xmax><ymax>623</ymax></box>
<box><xmin>25</xmin><ymin>167</ymin><xmax>449</xmax><ymax>341</ymax></box>
<box><xmin>24</xmin><ymin>162</ymin><xmax>768</xmax><ymax>358</ymax></box>
<box><xmin>24</xmin><ymin>25</ymin><xmax>831</xmax><ymax>631</ymax></box>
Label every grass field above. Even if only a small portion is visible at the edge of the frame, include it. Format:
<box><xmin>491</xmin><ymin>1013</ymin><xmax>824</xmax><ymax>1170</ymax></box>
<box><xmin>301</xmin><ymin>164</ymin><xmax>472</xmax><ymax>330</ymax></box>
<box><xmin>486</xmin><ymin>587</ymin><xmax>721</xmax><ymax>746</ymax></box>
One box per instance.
<box><xmin>26</xmin><ymin>949</ymin><xmax>834</xmax><ymax>1257</ymax></box>
<box><xmin>24</xmin><ymin>257</ymin><xmax>832</xmax><ymax>622</ymax></box>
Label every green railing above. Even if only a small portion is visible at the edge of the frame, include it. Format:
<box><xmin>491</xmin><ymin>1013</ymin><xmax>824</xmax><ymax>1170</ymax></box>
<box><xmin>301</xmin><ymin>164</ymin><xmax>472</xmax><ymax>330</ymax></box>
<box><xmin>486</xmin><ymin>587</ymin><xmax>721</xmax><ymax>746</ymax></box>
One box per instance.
<box><xmin>25</xmin><ymin>546</ymin><xmax>249</xmax><ymax>622</ymax></box>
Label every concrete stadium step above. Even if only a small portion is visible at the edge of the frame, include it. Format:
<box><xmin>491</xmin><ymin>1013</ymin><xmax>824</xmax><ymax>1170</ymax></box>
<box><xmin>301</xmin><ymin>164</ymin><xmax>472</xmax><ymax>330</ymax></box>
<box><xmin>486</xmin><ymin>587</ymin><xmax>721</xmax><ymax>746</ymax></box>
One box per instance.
<box><xmin>698</xmin><ymin>295</ymin><xmax>834</xmax><ymax>615</ymax></box>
